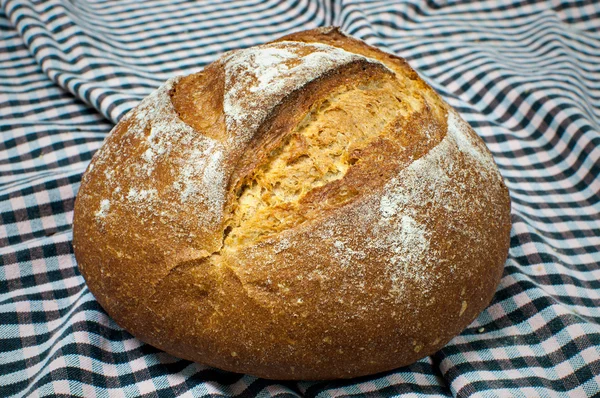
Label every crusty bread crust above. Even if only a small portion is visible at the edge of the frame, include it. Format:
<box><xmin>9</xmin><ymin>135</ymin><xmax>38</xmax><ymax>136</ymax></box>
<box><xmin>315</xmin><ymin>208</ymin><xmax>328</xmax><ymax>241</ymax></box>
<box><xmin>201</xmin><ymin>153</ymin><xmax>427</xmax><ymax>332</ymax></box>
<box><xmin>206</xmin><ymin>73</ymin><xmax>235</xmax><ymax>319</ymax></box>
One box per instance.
<box><xmin>73</xmin><ymin>27</ymin><xmax>511</xmax><ymax>380</ymax></box>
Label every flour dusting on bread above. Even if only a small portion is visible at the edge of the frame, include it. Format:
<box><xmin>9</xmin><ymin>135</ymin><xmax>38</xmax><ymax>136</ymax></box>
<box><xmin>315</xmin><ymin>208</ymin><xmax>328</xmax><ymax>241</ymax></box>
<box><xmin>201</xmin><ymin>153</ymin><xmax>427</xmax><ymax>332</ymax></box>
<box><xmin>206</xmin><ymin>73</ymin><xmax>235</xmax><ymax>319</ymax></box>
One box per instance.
<box><xmin>384</xmin><ymin>215</ymin><xmax>431</xmax><ymax>290</ymax></box>
<box><xmin>376</xmin><ymin>109</ymin><xmax>501</xmax><ymax>297</ymax></box>
<box><xmin>95</xmin><ymin>199</ymin><xmax>110</xmax><ymax>219</ymax></box>
<box><xmin>222</xmin><ymin>42</ymin><xmax>387</xmax><ymax>140</ymax></box>
<box><xmin>447</xmin><ymin>110</ymin><xmax>499</xmax><ymax>175</ymax></box>
<box><xmin>90</xmin><ymin>78</ymin><xmax>227</xmax><ymax>225</ymax></box>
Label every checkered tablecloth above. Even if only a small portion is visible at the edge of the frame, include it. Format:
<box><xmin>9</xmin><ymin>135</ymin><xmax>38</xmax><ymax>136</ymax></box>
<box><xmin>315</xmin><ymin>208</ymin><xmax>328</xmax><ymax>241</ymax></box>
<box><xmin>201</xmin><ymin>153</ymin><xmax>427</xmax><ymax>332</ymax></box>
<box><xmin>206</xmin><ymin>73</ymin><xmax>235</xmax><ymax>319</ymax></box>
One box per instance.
<box><xmin>1</xmin><ymin>0</ymin><xmax>599</xmax><ymax>397</ymax></box>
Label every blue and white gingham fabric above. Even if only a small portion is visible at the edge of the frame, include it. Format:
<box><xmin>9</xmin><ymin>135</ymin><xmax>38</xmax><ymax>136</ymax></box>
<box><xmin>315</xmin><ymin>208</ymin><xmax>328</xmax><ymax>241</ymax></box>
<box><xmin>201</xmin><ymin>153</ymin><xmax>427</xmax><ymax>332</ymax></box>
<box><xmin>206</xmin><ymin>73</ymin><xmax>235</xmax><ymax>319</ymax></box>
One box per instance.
<box><xmin>1</xmin><ymin>1</ymin><xmax>599</xmax><ymax>397</ymax></box>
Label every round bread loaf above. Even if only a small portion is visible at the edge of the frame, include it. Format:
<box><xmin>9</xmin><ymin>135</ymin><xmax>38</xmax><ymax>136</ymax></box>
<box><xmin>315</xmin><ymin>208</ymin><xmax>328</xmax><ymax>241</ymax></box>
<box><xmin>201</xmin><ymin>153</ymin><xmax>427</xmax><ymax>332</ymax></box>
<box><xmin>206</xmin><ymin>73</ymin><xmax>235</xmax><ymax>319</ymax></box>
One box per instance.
<box><xmin>73</xmin><ymin>27</ymin><xmax>511</xmax><ymax>380</ymax></box>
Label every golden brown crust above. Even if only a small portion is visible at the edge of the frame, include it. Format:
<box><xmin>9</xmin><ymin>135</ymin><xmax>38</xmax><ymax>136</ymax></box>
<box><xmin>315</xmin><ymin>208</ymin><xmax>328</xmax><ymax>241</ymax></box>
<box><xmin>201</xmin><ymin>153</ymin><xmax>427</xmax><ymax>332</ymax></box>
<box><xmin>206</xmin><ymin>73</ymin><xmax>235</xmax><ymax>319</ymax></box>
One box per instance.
<box><xmin>73</xmin><ymin>27</ymin><xmax>511</xmax><ymax>380</ymax></box>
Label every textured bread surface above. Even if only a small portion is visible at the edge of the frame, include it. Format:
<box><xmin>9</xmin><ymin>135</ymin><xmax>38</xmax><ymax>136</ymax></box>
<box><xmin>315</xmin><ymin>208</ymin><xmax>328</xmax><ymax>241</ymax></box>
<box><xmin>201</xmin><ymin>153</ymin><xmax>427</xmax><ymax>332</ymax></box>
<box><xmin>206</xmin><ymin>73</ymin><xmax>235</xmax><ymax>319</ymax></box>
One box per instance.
<box><xmin>228</xmin><ymin>78</ymin><xmax>409</xmax><ymax>247</ymax></box>
<box><xmin>73</xmin><ymin>27</ymin><xmax>511</xmax><ymax>380</ymax></box>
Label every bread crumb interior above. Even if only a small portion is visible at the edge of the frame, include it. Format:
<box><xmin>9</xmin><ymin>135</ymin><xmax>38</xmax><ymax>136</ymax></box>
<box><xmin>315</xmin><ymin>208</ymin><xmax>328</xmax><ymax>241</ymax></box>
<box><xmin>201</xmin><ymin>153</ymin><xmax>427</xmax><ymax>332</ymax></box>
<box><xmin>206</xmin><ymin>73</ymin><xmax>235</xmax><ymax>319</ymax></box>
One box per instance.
<box><xmin>224</xmin><ymin>79</ymin><xmax>409</xmax><ymax>248</ymax></box>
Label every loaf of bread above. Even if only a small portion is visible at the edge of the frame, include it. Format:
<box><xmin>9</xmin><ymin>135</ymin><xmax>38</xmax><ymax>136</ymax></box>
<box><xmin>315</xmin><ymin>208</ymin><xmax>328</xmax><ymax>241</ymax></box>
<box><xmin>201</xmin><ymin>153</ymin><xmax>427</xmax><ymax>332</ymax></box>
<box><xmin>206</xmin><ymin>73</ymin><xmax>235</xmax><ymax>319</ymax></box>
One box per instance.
<box><xmin>73</xmin><ymin>27</ymin><xmax>511</xmax><ymax>380</ymax></box>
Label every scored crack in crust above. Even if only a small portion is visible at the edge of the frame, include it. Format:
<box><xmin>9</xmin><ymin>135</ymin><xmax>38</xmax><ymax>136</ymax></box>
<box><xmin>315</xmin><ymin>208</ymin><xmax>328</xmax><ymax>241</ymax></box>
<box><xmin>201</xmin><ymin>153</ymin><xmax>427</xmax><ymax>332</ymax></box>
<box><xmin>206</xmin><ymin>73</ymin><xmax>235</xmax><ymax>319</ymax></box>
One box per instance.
<box><xmin>227</xmin><ymin>74</ymin><xmax>415</xmax><ymax>247</ymax></box>
<box><xmin>73</xmin><ymin>27</ymin><xmax>511</xmax><ymax>380</ymax></box>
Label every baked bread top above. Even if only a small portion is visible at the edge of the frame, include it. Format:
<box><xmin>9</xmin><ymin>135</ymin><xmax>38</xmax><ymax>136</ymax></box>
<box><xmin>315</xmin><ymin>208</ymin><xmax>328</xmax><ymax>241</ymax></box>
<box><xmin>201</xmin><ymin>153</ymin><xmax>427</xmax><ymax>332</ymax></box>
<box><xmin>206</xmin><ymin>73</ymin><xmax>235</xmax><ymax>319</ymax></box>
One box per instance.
<box><xmin>73</xmin><ymin>27</ymin><xmax>511</xmax><ymax>380</ymax></box>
